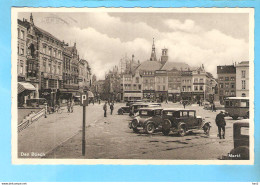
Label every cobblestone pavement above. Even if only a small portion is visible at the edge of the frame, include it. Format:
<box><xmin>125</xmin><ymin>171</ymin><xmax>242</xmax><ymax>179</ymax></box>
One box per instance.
<box><xmin>31</xmin><ymin>102</ymin><xmax>237</xmax><ymax>160</ymax></box>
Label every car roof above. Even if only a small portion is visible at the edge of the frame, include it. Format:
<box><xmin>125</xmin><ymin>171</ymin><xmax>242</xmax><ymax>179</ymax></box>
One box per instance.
<box><xmin>162</xmin><ymin>108</ymin><xmax>195</xmax><ymax>111</ymax></box>
<box><xmin>139</xmin><ymin>107</ymin><xmax>163</xmax><ymax>111</ymax></box>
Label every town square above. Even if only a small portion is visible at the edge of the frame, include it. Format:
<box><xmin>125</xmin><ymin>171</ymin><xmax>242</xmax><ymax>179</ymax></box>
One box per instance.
<box><xmin>16</xmin><ymin>11</ymin><xmax>251</xmax><ymax>161</ymax></box>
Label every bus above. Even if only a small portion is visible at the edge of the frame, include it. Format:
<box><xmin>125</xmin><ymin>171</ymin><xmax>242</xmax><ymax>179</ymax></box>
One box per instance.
<box><xmin>224</xmin><ymin>97</ymin><xmax>249</xmax><ymax>120</ymax></box>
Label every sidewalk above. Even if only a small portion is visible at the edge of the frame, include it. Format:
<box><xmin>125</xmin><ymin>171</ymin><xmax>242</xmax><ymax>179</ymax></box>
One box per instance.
<box><xmin>18</xmin><ymin>104</ymin><xmax>105</xmax><ymax>158</ymax></box>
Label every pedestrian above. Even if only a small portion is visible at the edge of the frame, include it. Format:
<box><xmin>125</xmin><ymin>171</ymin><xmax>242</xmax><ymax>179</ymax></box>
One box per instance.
<box><xmin>98</xmin><ymin>99</ymin><xmax>101</xmax><ymax>104</ymax></box>
<box><xmin>110</xmin><ymin>103</ymin><xmax>114</xmax><ymax>115</ymax></box>
<box><xmin>215</xmin><ymin>111</ymin><xmax>226</xmax><ymax>139</ymax></box>
<box><xmin>103</xmin><ymin>102</ymin><xmax>107</xmax><ymax>117</ymax></box>
<box><xmin>212</xmin><ymin>103</ymin><xmax>216</xmax><ymax>112</ymax></box>
<box><xmin>67</xmin><ymin>100</ymin><xmax>71</xmax><ymax>113</ymax></box>
<box><xmin>166</xmin><ymin>99</ymin><xmax>168</xmax><ymax>104</ymax></box>
<box><xmin>92</xmin><ymin>99</ymin><xmax>94</xmax><ymax>105</ymax></box>
<box><xmin>183</xmin><ymin>101</ymin><xmax>186</xmax><ymax>109</ymax></box>
<box><xmin>70</xmin><ymin>99</ymin><xmax>74</xmax><ymax>113</ymax></box>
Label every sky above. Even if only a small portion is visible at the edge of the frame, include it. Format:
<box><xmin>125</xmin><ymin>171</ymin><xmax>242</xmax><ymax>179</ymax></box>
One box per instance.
<box><xmin>18</xmin><ymin>12</ymin><xmax>249</xmax><ymax>80</ymax></box>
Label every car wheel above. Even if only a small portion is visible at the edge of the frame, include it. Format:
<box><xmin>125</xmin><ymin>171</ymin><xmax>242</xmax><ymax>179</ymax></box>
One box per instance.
<box><xmin>178</xmin><ymin>125</ymin><xmax>186</xmax><ymax>137</ymax></box>
<box><xmin>162</xmin><ymin>128</ymin><xmax>170</xmax><ymax>136</ymax></box>
<box><xmin>232</xmin><ymin>116</ymin><xmax>238</xmax><ymax>120</ymax></box>
<box><xmin>203</xmin><ymin>123</ymin><xmax>210</xmax><ymax>136</ymax></box>
<box><xmin>145</xmin><ymin>122</ymin><xmax>155</xmax><ymax>134</ymax></box>
<box><xmin>133</xmin><ymin>128</ymin><xmax>139</xmax><ymax>133</ymax></box>
<box><xmin>118</xmin><ymin>109</ymin><xmax>123</xmax><ymax>115</ymax></box>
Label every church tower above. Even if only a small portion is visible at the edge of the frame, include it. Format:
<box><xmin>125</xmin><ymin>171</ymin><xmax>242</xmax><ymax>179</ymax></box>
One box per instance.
<box><xmin>150</xmin><ymin>38</ymin><xmax>157</xmax><ymax>61</ymax></box>
<box><xmin>161</xmin><ymin>48</ymin><xmax>168</xmax><ymax>65</ymax></box>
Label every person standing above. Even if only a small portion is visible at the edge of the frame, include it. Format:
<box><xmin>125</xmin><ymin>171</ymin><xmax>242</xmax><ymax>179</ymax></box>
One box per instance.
<box><xmin>103</xmin><ymin>102</ymin><xmax>107</xmax><ymax>117</ymax></box>
<box><xmin>67</xmin><ymin>100</ymin><xmax>71</xmax><ymax>113</ymax></box>
<box><xmin>215</xmin><ymin>111</ymin><xmax>226</xmax><ymax>139</ymax></box>
<box><xmin>70</xmin><ymin>99</ymin><xmax>74</xmax><ymax>113</ymax></box>
<box><xmin>183</xmin><ymin>101</ymin><xmax>186</xmax><ymax>109</ymax></box>
<box><xmin>110</xmin><ymin>103</ymin><xmax>114</xmax><ymax>115</ymax></box>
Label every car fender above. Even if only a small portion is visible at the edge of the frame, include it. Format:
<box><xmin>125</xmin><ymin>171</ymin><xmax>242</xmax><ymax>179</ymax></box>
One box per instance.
<box><xmin>130</xmin><ymin>118</ymin><xmax>139</xmax><ymax>128</ymax></box>
<box><xmin>162</xmin><ymin>119</ymin><xmax>171</xmax><ymax>130</ymax></box>
<box><xmin>144</xmin><ymin>121</ymin><xmax>154</xmax><ymax>128</ymax></box>
<box><xmin>177</xmin><ymin>122</ymin><xmax>186</xmax><ymax>130</ymax></box>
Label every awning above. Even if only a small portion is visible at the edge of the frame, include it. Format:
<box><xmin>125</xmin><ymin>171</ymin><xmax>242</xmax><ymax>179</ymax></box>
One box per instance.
<box><xmin>87</xmin><ymin>91</ymin><xmax>94</xmax><ymax>98</ymax></box>
<box><xmin>18</xmin><ymin>82</ymin><xmax>36</xmax><ymax>94</ymax></box>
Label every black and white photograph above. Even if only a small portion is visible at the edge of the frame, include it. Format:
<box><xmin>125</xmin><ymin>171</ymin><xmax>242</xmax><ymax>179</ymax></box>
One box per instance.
<box><xmin>12</xmin><ymin>8</ymin><xmax>254</xmax><ymax>164</ymax></box>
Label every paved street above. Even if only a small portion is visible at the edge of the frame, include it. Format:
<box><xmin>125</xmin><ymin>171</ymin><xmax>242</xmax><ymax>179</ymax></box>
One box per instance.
<box><xmin>18</xmin><ymin>102</ymin><xmax>236</xmax><ymax>160</ymax></box>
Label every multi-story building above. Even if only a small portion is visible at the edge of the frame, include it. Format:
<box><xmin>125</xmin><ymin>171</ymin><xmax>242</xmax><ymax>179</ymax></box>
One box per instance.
<box><xmin>17</xmin><ymin>19</ymin><xmax>28</xmax><ymax>82</ymax></box>
<box><xmin>181</xmin><ymin>70</ymin><xmax>193</xmax><ymax>101</ymax></box>
<box><xmin>217</xmin><ymin>65</ymin><xmax>236</xmax><ymax>104</ymax></box>
<box><xmin>155</xmin><ymin>70</ymin><xmax>168</xmax><ymax>102</ymax></box>
<box><xmin>191</xmin><ymin>65</ymin><xmax>211</xmax><ymax>102</ymax></box>
<box><xmin>78</xmin><ymin>59</ymin><xmax>91</xmax><ymax>91</ymax></box>
<box><xmin>236</xmin><ymin>61</ymin><xmax>249</xmax><ymax>97</ymax></box>
<box><xmin>104</xmin><ymin>66</ymin><xmax>121</xmax><ymax>102</ymax></box>
<box><xmin>167</xmin><ymin>68</ymin><xmax>181</xmax><ymax>102</ymax></box>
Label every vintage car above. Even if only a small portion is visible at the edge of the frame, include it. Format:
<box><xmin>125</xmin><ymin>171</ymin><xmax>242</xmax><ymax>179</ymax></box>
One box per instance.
<box><xmin>129</xmin><ymin>103</ymin><xmax>161</xmax><ymax>116</ymax></box>
<box><xmin>224</xmin><ymin>120</ymin><xmax>249</xmax><ymax>160</ymax></box>
<box><xmin>129</xmin><ymin>107</ymin><xmax>163</xmax><ymax>134</ymax></box>
<box><xmin>161</xmin><ymin>108</ymin><xmax>211</xmax><ymax>136</ymax></box>
<box><xmin>117</xmin><ymin>106</ymin><xmax>130</xmax><ymax>115</ymax></box>
<box><xmin>126</xmin><ymin>100</ymin><xmax>143</xmax><ymax>106</ymax></box>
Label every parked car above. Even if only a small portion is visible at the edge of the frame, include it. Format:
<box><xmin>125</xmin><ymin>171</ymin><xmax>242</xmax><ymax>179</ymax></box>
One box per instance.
<box><xmin>161</xmin><ymin>108</ymin><xmax>211</xmax><ymax>136</ymax></box>
<box><xmin>129</xmin><ymin>107</ymin><xmax>163</xmax><ymax>133</ymax></box>
<box><xmin>129</xmin><ymin>103</ymin><xmax>161</xmax><ymax>116</ymax></box>
<box><xmin>26</xmin><ymin>98</ymin><xmax>47</xmax><ymax>108</ymax></box>
<box><xmin>126</xmin><ymin>100</ymin><xmax>143</xmax><ymax>106</ymax></box>
<box><xmin>117</xmin><ymin>106</ymin><xmax>130</xmax><ymax>115</ymax></box>
<box><xmin>224</xmin><ymin>120</ymin><xmax>249</xmax><ymax>160</ymax></box>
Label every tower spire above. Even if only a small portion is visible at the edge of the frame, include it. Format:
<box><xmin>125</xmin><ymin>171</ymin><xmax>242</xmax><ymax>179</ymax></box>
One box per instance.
<box><xmin>150</xmin><ymin>38</ymin><xmax>157</xmax><ymax>61</ymax></box>
<box><xmin>30</xmin><ymin>13</ymin><xmax>34</xmax><ymax>25</ymax></box>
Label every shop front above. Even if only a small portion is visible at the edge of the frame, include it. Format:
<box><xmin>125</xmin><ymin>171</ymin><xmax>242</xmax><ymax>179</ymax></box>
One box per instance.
<box><xmin>142</xmin><ymin>90</ymin><xmax>155</xmax><ymax>101</ymax></box>
<box><xmin>18</xmin><ymin>82</ymin><xmax>36</xmax><ymax>107</ymax></box>
<box><xmin>123</xmin><ymin>92</ymin><xmax>142</xmax><ymax>101</ymax></box>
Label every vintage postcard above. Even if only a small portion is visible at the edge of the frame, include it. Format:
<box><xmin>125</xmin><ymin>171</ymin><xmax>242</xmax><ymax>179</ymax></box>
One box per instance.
<box><xmin>11</xmin><ymin>7</ymin><xmax>254</xmax><ymax>165</ymax></box>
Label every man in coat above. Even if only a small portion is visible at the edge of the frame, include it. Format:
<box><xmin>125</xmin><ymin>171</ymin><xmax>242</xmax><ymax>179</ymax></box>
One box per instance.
<box><xmin>215</xmin><ymin>111</ymin><xmax>226</xmax><ymax>139</ymax></box>
<box><xmin>103</xmin><ymin>102</ymin><xmax>107</xmax><ymax>117</ymax></box>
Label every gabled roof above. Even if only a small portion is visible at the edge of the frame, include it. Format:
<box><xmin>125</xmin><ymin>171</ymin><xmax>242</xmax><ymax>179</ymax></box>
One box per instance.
<box><xmin>137</xmin><ymin>60</ymin><xmax>162</xmax><ymax>71</ymax></box>
<box><xmin>161</xmin><ymin>61</ymin><xmax>190</xmax><ymax>71</ymax></box>
<box><xmin>35</xmin><ymin>26</ymin><xmax>62</xmax><ymax>43</ymax></box>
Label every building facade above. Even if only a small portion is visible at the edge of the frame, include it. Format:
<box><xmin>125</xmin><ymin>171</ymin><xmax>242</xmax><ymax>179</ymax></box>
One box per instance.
<box><xmin>217</xmin><ymin>65</ymin><xmax>236</xmax><ymax>104</ymax></box>
<box><xmin>236</xmin><ymin>61</ymin><xmax>249</xmax><ymax>97</ymax></box>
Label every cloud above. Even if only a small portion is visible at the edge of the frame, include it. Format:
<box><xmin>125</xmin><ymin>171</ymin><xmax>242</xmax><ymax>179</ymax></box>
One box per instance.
<box><xmin>30</xmin><ymin>12</ymin><xmax>249</xmax><ymax>79</ymax></box>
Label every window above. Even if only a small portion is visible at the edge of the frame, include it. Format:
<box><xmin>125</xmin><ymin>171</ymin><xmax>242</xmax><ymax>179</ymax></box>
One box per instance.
<box><xmin>194</xmin><ymin>78</ymin><xmax>198</xmax><ymax>83</ymax></box>
<box><xmin>225</xmin><ymin>90</ymin><xmax>229</xmax><ymax>95</ymax></box>
<box><xmin>230</xmin><ymin>77</ymin><xmax>235</xmax><ymax>81</ymax></box>
<box><xmin>163</xmin><ymin>85</ymin><xmax>165</xmax><ymax>91</ymax></box>
<box><xmin>199</xmin><ymin>78</ymin><xmax>203</xmax><ymax>83</ymax></box>
<box><xmin>200</xmin><ymin>86</ymin><xmax>203</xmax><ymax>91</ymax></box>
<box><xmin>133</xmin><ymin>84</ymin><xmax>137</xmax><ymax>90</ymax></box>
<box><xmin>194</xmin><ymin>86</ymin><xmax>198</xmax><ymax>91</ymax></box>
<box><xmin>155</xmin><ymin>110</ymin><xmax>161</xmax><ymax>115</ymax></box>
<box><xmin>157</xmin><ymin>85</ymin><xmax>160</xmax><ymax>91</ymax></box>
<box><xmin>43</xmin><ymin>61</ymin><xmax>46</xmax><ymax>72</ymax></box>
<box><xmin>182</xmin><ymin>86</ymin><xmax>186</xmax><ymax>92</ymax></box>
<box><xmin>225</xmin><ymin>83</ymin><xmax>229</xmax><ymax>88</ymax></box>
<box><xmin>231</xmin><ymin>83</ymin><xmax>235</xmax><ymax>88</ymax></box>
<box><xmin>20</xmin><ymin>61</ymin><xmax>23</xmax><ymax>74</ymax></box>
<box><xmin>53</xmin><ymin>65</ymin><xmax>56</xmax><ymax>74</ymax></box>
<box><xmin>43</xmin><ymin>45</ymin><xmax>46</xmax><ymax>54</ymax></box>
<box><xmin>219</xmin><ymin>83</ymin><xmax>224</xmax><ymax>88</ymax></box>
<box><xmin>189</xmin><ymin>111</ymin><xmax>195</xmax><ymax>118</ymax></box>
<box><xmin>18</xmin><ymin>28</ymin><xmax>20</xmax><ymax>38</ymax></box>
<box><xmin>138</xmin><ymin>85</ymin><xmax>141</xmax><ymax>90</ymax></box>
<box><xmin>48</xmin><ymin>64</ymin><xmax>51</xmax><ymax>73</ymax></box>
<box><xmin>230</xmin><ymin>90</ymin><xmax>235</xmax><ymax>96</ymax></box>
<box><xmin>219</xmin><ymin>77</ymin><xmax>223</xmax><ymax>81</ymax></box>
<box><xmin>242</xmin><ymin>93</ymin><xmax>246</xmax><ymax>97</ymax></box>
<box><xmin>225</xmin><ymin>77</ymin><xmax>229</xmax><ymax>81</ymax></box>
<box><xmin>21</xmin><ymin>30</ymin><xmax>24</xmax><ymax>39</ymax></box>
<box><xmin>136</xmin><ymin>77</ymin><xmax>139</xmax><ymax>83</ymax></box>
<box><xmin>145</xmin><ymin>79</ymin><xmax>148</xmax><ymax>83</ymax></box>
<box><xmin>242</xmin><ymin>70</ymin><xmax>246</xmax><ymax>78</ymax></box>
<box><xmin>187</xmin><ymin>86</ymin><xmax>191</xmax><ymax>92</ymax></box>
<box><xmin>182</xmin><ymin>111</ymin><xmax>188</xmax><ymax>117</ymax></box>
<box><xmin>20</xmin><ymin>47</ymin><xmax>24</xmax><ymax>55</ymax></box>
<box><xmin>49</xmin><ymin>47</ymin><xmax>52</xmax><ymax>55</ymax></box>
<box><xmin>242</xmin><ymin>80</ymin><xmax>246</xmax><ymax>89</ymax></box>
